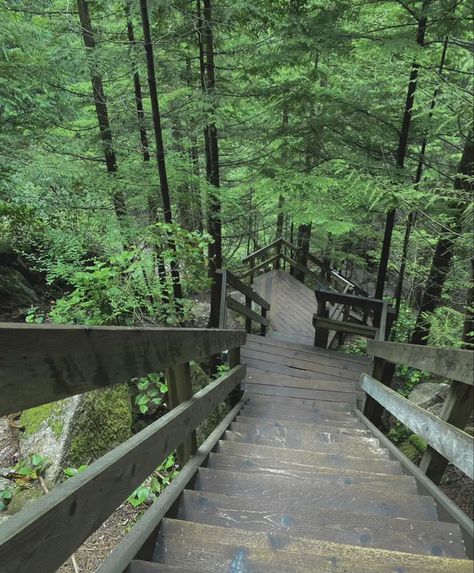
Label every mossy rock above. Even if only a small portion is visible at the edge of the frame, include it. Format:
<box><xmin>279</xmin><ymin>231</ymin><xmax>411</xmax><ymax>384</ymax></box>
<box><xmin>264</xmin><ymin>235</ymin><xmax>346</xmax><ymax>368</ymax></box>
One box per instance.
<box><xmin>66</xmin><ymin>385</ymin><xmax>132</xmax><ymax>467</ymax></box>
<box><xmin>20</xmin><ymin>385</ymin><xmax>132</xmax><ymax>483</ymax></box>
<box><xmin>0</xmin><ymin>265</ymin><xmax>38</xmax><ymax>309</ymax></box>
<box><xmin>6</xmin><ymin>485</ymin><xmax>43</xmax><ymax>515</ymax></box>
<box><xmin>399</xmin><ymin>441</ymin><xmax>420</xmax><ymax>463</ymax></box>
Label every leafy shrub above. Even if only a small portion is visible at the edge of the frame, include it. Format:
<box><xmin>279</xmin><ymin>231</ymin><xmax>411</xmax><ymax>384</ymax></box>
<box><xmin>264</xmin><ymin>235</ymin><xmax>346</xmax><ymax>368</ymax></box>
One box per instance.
<box><xmin>127</xmin><ymin>454</ymin><xmax>178</xmax><ymax>508</ymax></box>
<box><xmin>423</xmin><ymin>306</ymin><xmax>465</xmax><ymax>349</ymax></box>
<box><xmin>134</xmin><ymin>373</ymin><xmax>168</xmax><ymax>415</ymax></box>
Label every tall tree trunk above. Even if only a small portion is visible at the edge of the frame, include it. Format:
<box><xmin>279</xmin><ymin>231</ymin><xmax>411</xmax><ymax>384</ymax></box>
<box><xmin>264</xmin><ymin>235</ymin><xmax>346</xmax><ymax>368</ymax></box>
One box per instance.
<box><xmin>463</xmin><ymin>258</ymin><xmax>474</xmax><ymax>349</ymax></box>
<box><xmin>139</xmin><ymin>0</ymin><xmax>183</xmax><ymax>305</ymax></box>
<box><xmin>375</xmin><ymin>0</ymin><xmax>431</xmax><ymax>299</ymax></box>
<box><xmin>293</xmin><ymin>223</ymin><xmax>311</xmax><ymax>283</ymax></box>
<box><xmin>197</xmin><ymin>0</ymin><xmax>222</xmax><ymax>327</ymax></box>
<box><xmin>411</xmin><ymin>133</ymin><xmax>474</xmax><ymax>345</ymax></box>
<box><xmin>275</xmin><ymin>195</ymin><xmax>284</xmax><ymax>270</ymax></box>
<box><xmin>395</xmin><ymin>36</ymin><xmax>449</xmax><ymax>317</ymax></box>
<box><xmin>76</xmin><ymin>0</ymin><xmax>127</xmax><ymax>221</ymax></box>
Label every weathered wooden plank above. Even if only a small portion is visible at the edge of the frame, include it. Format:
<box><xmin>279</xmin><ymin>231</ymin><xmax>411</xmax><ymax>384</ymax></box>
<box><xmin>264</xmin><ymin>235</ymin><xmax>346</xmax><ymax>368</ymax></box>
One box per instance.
<box><xmin>177</xmin><ymin>489</ymin><xmax>466</xmax><ymax>558</ymax></box>
<box><xmin>0</xmin><ymin>364</ymin><xmax>246</xmax><ymax>573</ymax></box>
<box><xmin>95</xmin><ymin>400</ymin><xmax>246</xmax><ymax>573</ymax></box>
<box><xmin>315</xmin><ymin>288</ymin><xmax>386</xmax><ymax>310</ymax></box>
<box><xmin>0</xmin><ymin>324</ymin><xmax>246</xmax><ymax>416</ymax></box>
<box><xmin>361</xmin><ymin>374</ymin><xmax>474</xmax><ymax>478</ymax></box>
<box><xmin>280</xmin><ymin>252</ymin><xmax>324</xmax><ymax>283</ymax></box>
<box><xmin>220</xmin><ymin>269</ymin><xmax>270</xmax><ymax>309</ymax></box>
<box><xmin>367</xmin><ymin>340</ymin><xmax>474</xmax><ymax>385</ymax></box>
<box><xmin>240</xmin><ymin>254</ymin><xmax>280</xmax><ymax>278</ymax></box>
<box><xmin>245</xmin><ymin>382</ymin><xmax>355</xmax><ymax>403</ymax></box>
<box><xmin>226</xmin><ymin>297</ymin><xmax>270</xmax><ymax>327</ymax></box>
<box><xmin>313</xmin><ymin>316</ymin><xmax>378</xmax><ymax>338</ymax></box>
<box><xmin>244</xmin><ymin>368</ymin><xmax>356</xmax><ymax>392</ymax></box>
<box><xmin>155</xmin><ymin>519</ymin><xmax>472</xmax><ymax>573</ymax></box>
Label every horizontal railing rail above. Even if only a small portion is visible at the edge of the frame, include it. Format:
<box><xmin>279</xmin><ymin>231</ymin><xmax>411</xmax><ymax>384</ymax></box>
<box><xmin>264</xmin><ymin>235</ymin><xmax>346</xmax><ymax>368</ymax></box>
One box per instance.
<box><xmin>0</xmin><ymin>324</ymin><xmax>247</xmax><ymax>573</ymax></box>
<box><xmin>217</xmin><ymin>269</ymin><xmax>270</xmax><ymax>335</ymax></box>
<box><xmin>363</xmin><ymin>339</ymin><xmax>474</xmax><ymax>486</ymax></box>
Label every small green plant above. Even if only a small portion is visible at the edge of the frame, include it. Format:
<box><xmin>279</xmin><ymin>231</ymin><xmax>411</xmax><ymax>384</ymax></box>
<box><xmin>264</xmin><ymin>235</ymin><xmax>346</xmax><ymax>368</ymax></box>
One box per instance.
<box><xmin>134</xmin><ymin>372</ymin><xmax>168</xmax><ymax>415</ymax></box>
<box><xmin>340</xmin><ymin>336</ymin><xmax>368</xmax><ymax>356</ymax></box>
<box><xmin>127</xmin><ymin>454</ymin><xmax>178</xmax><ymax>508</ymax></box>
<box><xmin>390</xmin><ymin>302</ymin><xmax>416</xmax><ymax>342</ymax></box>
<box><xmin>12</xmin><ymin>453</ymin><xmax>49</xmax><ymax>484</ymax></box>
<box><xmin>214</xmin><ymin>363</ymin><xmax>230</xmax><ymax>379</ymax></box>
<box><xmin>25</xmin><ymin>306</ymin><xmax>45</xmax><ymax>324</ymax></box>
<box><xmin>63</xmin><ymin>465</ymin><xmax>88</xmax><ymax>478</ymax></box>
<box><xmin>396</xmin><ymin>365</ymin><xmax>430</xmax><ymax>397</ymax></box>
<box><xmin>0</xmin><ymin>488</ymin><xmax>13</xmax><ymax>511</ymax></box>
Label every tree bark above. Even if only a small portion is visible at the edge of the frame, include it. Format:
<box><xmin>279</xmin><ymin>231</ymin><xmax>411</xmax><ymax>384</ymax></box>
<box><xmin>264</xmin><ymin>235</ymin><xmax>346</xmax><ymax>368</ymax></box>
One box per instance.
<box><xmin>463</xmin><ymin>258</ymin><xmax>474</xmax><ymax>349</ymax></box>
<box><xmin>411</xmin><ymin>133</ymin><xmax>474</xmax><ymax>345</ymax></box>
<box><xmin>139</xmin><ymin>0</ymin><xmax>183</xmax><ymax>304</ymax></box>
<box><xmin>395</xmin><ymin>36</ymin><xmax>449</xmax><ymax>317</ymax></box>
<box><xmin>375</xmin><ymin>0</ymin><xmax>431</xmax><ymax>299</ymax></box>
<box><xmin>293</xmin><ymin>223</ymin><xmax>312</xmax><ymax>283</ymax></box>
<box><xmin>198</xmin><ymin>0</ymin><xmax>222</xmax><ymax>328</ymax></box>
<box><xmin>76</xmin><ymin>0</ymin><xmax>127</xmax><ymax>221</ymax></box>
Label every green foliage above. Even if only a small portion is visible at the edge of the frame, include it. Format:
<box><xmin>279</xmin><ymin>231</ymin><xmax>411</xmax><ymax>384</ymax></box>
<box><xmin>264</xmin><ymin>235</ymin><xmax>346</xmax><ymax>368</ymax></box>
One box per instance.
<box><xmin>423</xmin><ymin>307</ymin><xmax>465</xmax><ymax>349</ymax></box>
<box><xmin>63</xmin><ymin>465</ymin><xmax>88</xmax><ymax>478</ymax></box>
<box><xmin>390</xmin><ymin>302</ymin><xmax>417</xmax><ymax>343</ymax></box>
<box><xmin>0</xmin><ymin>488</ymin><xmax>13</xmax><ymax>511</ymax></box>
<box><xmin>340</xmin><ymin>336</ymin><xmax>368</xmax><ymax>356</ymax></box>
<box><xmin>134</xmin><ymin>373</ymin><xmax>168</xmax><ymax>415</ymax></box>
<box><xmin>396</xmin><ymin>365</ymin><xmax>430</xmax><ymax>398</ymax></box>
<box><xmin>127</xmin><ymin>454</ymin><xmax>178</xmax><ymax>508</ymax></box>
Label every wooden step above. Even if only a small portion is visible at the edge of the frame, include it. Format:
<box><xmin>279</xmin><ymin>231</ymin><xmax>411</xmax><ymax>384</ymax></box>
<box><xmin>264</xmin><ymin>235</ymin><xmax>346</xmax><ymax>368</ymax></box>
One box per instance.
<box><xmin>216</xmin><ymin>440</ymin><xmax>404</xmax><ymax>474</ymax></box>
<box><xmin>244</xmin><ymin>381</ymin><xmax>356</xmax><ymax>402</ymax></box>
<box><xmin>245</xmin><ymin>394</ymin><xmax>355</xmax><ymax>413</ymax></box>
<box><xmin>177</xmin><ymin>490</ymin><xmax>466</xmax><ymax>558</ymax></box>
<box><xmin>206</xmin><ymin>453</ymin><xmax>417</xmax><ymax>493</ymax></box>
<box><xmin>129</xmin><ymin>563</ymin><xmax>200</xmax><ymax>573</ymax></box>
<box><xmin>242</xmin><ymin>405</ymin><xmax>358</xmax><ymax>425</ymax></box>
<box><xmin>195</xmin><ymin>468</ymin><xmax>437</xmax><ymax>520</ymax></box>
<box><xmin>235</xmin><ymin>415</ymin><xmax>372</xmax><ymax>435</ymax></box>
<box><xmin>154</xmin><ymin>519</ymin><xmax>471</xmax><ymax>572</ymax></box>
<box><xmin>223</xmin><ymin>429</ymin><xmax>388</xmax><ymax>458</ymax></box>
<box><xmin>245</xmin><ymin>367</ymin><xmax>356</xmax><ymax>392</ymax></box>
<box><xmin>230</xmin><ymin>421</ymin><xmax>380</xmax><ymax>448</ymax></box>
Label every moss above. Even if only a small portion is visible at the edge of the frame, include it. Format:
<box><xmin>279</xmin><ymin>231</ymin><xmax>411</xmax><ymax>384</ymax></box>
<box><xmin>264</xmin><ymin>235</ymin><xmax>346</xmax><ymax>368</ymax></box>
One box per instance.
<box><xmin>67</xmin><ymin>384</ymin><xmax>132</xmax><ymax>467</ymax></box>
<box><xmin>409</xmin><ymin>433</ymin><xmax>427</xmax><ymax>452</ymax></box>
<box><xmin>399</xmin><ymin>441</ymin><xmax>420</xmax><ymax>462</ymax></box>
<box><xmin>190</xmin><ymin>361</ymin><xmax>211</xmax><ymax>392</ymax></box>
<box><xmin>20</xmin><ymin>401</ymin><xmax>65</xmax><ymax>438</ymax></box>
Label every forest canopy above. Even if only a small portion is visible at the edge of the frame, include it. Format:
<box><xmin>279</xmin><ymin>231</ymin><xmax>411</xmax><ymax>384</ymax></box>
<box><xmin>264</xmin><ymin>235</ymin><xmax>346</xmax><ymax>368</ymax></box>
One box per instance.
<box><xmin>0</xmin><ymin>0</ymin><xmax>472</xmax><ymax>346</ymax></box>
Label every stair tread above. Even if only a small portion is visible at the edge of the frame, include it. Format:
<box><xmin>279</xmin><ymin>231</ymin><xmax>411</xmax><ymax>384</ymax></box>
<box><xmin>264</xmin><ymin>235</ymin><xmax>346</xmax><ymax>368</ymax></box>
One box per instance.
<box><xmin>129</xmin><ymin>563</ymin><xmax>199</xmax><ymax>573</ymax></box>
<box><xmin>176</xmin><ymin>489</ymin><xmax>466</xmax><ymax>558</ymax></box>
<box><xmin>154</xmin><ymin>518</ymin><xmax>471</xmax><ymax>572</ymax></box>
<box><xmin>242</xmin><ymin>406</ymin><xmax>360</xmax><ymax>425</ymax></box>
<box><xmin>207</xmin><ymin>452</ymin><xmax>416</xmax><ymax>492</ymax></box>
<box><xmin>244</xmin><ymin>395</ymin><xmax>355</xmax><ymax>412</ymax></box>
<box><xmin>224</xmin><ymin>427</ymin><xmax>389</xmax><ymax>459</ymax></box>
<box><xmin>231</xmin><ymin>420</ymin><xmax>380</xmax><ymax>447</ymax></box>
<box><xmin>196</xmin><ymin>467</ymin><xmax>438</xmax><ymax>520</ymax></box>
<box><xmin>236</xmin><ymin>415</ymin><xmax>372</xmax><ymax>435</ymax></box>
<box><xmin>216</xmin><ymin>440</ymin><xmax>404</xmax><ymax>474</ymax></box>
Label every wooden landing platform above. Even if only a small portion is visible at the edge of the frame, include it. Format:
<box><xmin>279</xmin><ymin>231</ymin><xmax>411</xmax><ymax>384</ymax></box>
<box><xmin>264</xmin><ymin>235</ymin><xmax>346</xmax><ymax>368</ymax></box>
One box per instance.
<box><xmin>131</xmin><ymin>335</ymin><xmax>469</xmax><ymax>572</ymax></box>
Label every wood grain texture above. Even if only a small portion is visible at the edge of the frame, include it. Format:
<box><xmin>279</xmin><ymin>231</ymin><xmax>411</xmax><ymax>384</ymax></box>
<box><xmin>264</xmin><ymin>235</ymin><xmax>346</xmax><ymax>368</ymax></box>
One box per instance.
<box><xmin>0</xmin><ymin>365</ymin><xmax>246</xmax><ymax>573</ymax></box>
<box><xmin>367</xmin><ymin>340</ymin><xmax>474</xmax><ymax>385</ymax></box>
<box><xmin>221</xmin><ymin>269</ymin><xmax>270</xmax><ymax>309</ymax></box>
<box><xmin>362</xmin><ymin>374</ymin><xmax>474</xmax><ymax>479</ymax></box>
<box><xmin>177</xmin><ymin>489</ymin><xmax>466</xmax><ymax>558</ymax></box>
<box><xmin>226</xmin><ymin>297</ymin><xmax>270</xmax><ymax>326</ymax></box>
<box><xmin>0</xmin><ymin>323</ymin><xmax>246</xmax><ymax>415</ymax></box>
<box><xmin>155</xmin><ymin>519</ymin><xmax>471</xmax><ymax>572</ymax></box>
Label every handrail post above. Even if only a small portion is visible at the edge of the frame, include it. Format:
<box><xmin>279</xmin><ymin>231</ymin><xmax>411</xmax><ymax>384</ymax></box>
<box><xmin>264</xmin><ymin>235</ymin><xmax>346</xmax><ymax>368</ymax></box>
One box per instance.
<box><xmin>314</xmin><ymin>293</ymin><xmax>329</xmax><ymax>348</ymax></box>
<box><xmin>165</xmin><ymin>362</ymin><xmax>197</xmax><ymax>466</ymax></box>
<box><xmin>245</xmin><ymin>295</ymin><xmax>252</xmax><ymax>333</ymax></box>
<box><xmin>227</xmin><ymin>345</ymin><xmax>242</xmax><ymax>407</ymax></box>
<box><xmin>419</xmin><ymin>381</ymin><xmax>474</xmax><ymax>484</ymax></box>
<box><xmin>274</xmin><ymin>237</ymin><xmax>281</xmax><ymax>270</ymax></box>
<box><xmin>218</xmin><ymin>269</ymin><xmax>227</xmax><ymax>329</ymax></box>
<box><xmin>363</xmin><ymin>356</ymin><xmax>395</xmax><ymax>428</ymax></box>
<box><xmin>260</xmin><ymin>308</ymin><xmax>267</xmax><ymax>336</ymax></box>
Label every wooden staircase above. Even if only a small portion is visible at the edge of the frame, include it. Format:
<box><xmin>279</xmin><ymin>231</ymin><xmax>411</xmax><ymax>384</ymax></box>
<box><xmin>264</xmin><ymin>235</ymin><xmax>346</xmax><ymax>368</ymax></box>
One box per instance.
<box><xmin>126</xmin><ymin>335</ymin><xmax>470</xmax><ymax>573</ymax></box>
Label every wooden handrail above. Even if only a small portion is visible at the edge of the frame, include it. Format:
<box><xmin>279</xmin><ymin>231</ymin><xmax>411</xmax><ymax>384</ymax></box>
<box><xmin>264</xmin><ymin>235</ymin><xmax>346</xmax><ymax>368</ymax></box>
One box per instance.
<box><xmin>361</xmin><ymin>373</ymin><xmax>474</xmax><ymax>479</ymax></box>
<box><xmin>315</xmin><ymin>288</ymin><xmax>386</xmax><ymax>311</ymax></box>
<box><xmin>0</xmin><ymin>363</ymin><xmax>246</xmax><ymax>573</ymax></box>
<box><xmin>0</xmin><ymin>324</ymin><xmax>246</xmax><ymax>416</ymax></box>
<box><xmin>240</xmin><ymin>254</ymin><xmax>279</xmax><ymax>279</ymax></box>
<box><xmin>219</xmin><ymin>269</ymin><xmax>270</xmax><ymax>310</ymax></box>
<box><xmin>367</xmin><ymin>340</ymin><xmax>474</xmax><ymax>385</ymax></box>
<box><xmin>241</xmin><ymin>237</ymin><xmax>283</xmax><ymax>264</ymax></box>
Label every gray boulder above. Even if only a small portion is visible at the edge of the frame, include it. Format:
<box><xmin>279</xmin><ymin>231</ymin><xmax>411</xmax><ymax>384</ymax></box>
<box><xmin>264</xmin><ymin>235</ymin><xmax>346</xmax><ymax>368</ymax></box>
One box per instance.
<box><xmin>408</xmin><ymin>382</ymin><xmax>450</xmax><ymax>411</ymax></box>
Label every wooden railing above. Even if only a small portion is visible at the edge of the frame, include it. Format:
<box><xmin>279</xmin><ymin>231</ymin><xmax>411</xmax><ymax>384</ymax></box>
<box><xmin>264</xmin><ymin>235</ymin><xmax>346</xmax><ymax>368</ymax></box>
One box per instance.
<box><xmin>217</xmin><ymin>269</ymin><xmax>270</xmax><ymax>335</ymax></box>
<box><xmin>313</xmin><ymin>289</ymin><xmax>395</xmax><ymax>349</ymax></box>
<box><xmin>363</xmin><ymin>339</ymin><xmax>474</xmax><ymax>485</ymax></box>
<box><xmin>0</xmin><ymin>323</ymin><xmax>247</xmax><ymax>573</ymax></box>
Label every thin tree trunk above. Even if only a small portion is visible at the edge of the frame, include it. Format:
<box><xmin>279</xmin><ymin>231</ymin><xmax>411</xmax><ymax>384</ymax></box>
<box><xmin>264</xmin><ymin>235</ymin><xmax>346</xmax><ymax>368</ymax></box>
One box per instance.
<box><xmin>198</xmin><ymin>0</ymin><xmax>222</xmax><ymax>328</ymax></box>
<box><xmin>275</xmin><ymin>195</ymin><xmax>284</xmax><ymax>270</ymax></box>
<box><xmin>411</xmin><ymin>133</ymin><xmax>474</xmax><ymax>345</ymax></box>
<box><xmin>463</xmin><ymin>258</ymin><xmax>474</xmax><ymax>349</ymax></box>
<box><xmin>139</xmin><ymin>0</ymin><xmax>183</xmax><ymax>305</ymax></box>
<box><xmin>395</xmin><ymin>36</ymin><xmax>449</xmax><ymax>317</ymax></box>
<box><xmin>293</xmin><ymin>223</ymin><xmax>312</xmax><ymax>283</ymax></box>
<box><xmin>76</xmin><ymin>0</ymin><xmax>127</xmax><ymax>221</ymax></box>
<box><xmin>375</xmin><ymin>0</ymin><xmax>431</xmax><ymax>299</ymax></box>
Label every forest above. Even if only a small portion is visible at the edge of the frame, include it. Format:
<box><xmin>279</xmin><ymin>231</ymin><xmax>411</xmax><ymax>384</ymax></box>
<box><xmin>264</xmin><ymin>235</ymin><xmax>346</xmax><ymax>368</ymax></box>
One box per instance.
<box><xmin>0</xmin><ymin>1</ymin><xmax>473</xmax><ymax>570</ymax></box>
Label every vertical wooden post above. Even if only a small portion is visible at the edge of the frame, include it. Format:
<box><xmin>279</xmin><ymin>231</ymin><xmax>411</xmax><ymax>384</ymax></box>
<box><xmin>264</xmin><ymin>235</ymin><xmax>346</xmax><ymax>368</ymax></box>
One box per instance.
<box><xmin>314</xmin><ymin>294</ymin><xmax>329</xmax><ymax>348</ymax></box>
<box><xmin>165</xmin><ymin>362</ymin><xmax>197</xmax><ymax>466</ymax></box>
<box><xmin>260</xmin><ymin>307</ymin><xmax>267</xmax><ymax>337</ymax></box>
<box><xmin>363</xmin><ymin>357</ymin><xmax>395</xmax><ymax>428</ymax></box>
<box><xmin>218</xmin><ymin>269</ymin><xmax>227</xmax><ymax>329</ymax></box>
<box><xmin>245</xmin><ymin>295</ymin><xmax>252</xmax><ymax>333</ymax></box>
<box><xmin>227</xmin><ymin>346</ymin><xmax>242</xmax><ymax>407</ymax></box>
<box><xmin>419</xmin><ymin>381</ymin><xmax>473</xmax><ymax>484</ymax></box>
<box><xmin>275</xmin><ymin>238</ymin><xmax>281</xmax><ymax>270</ymax></box>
